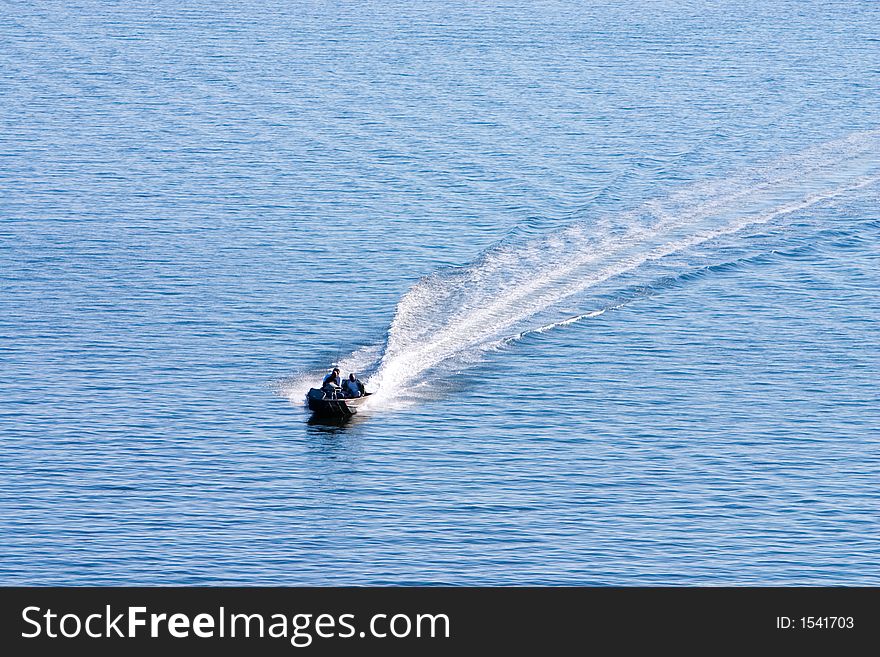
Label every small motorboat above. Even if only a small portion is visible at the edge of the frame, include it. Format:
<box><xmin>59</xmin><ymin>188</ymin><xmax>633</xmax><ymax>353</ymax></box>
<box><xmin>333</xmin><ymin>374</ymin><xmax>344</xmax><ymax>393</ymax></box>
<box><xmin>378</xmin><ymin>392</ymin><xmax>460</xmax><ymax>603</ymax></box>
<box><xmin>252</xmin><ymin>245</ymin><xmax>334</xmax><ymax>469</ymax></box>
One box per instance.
<box><xmin>306</xmin><ymin>388</ymin><xmax>372</xmax><ymax>417</ymax></box>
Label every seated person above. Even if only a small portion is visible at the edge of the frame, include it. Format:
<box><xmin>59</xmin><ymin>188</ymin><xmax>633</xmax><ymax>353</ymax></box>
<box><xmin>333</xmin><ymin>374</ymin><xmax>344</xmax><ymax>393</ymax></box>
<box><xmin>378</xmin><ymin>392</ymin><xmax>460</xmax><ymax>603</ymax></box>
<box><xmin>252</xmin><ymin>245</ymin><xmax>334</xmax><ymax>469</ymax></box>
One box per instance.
<box><xmin>322</xmin><ymin>368</ymin><xmax>341</xmax><ymax>396</ymax></box>
<box><xmin>342</xmin><ymin>373</ymin><xmax>365</xmax><ymax>398</ymax></box>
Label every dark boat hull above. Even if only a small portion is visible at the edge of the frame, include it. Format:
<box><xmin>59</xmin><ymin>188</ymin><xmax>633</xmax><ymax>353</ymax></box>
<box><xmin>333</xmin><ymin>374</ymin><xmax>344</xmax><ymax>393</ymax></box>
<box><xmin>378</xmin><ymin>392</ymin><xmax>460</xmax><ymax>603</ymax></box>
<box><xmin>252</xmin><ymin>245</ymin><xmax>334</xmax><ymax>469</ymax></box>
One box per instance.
<box><xmin>307</xmin><ymin>388</ymin><xmax>370</xmax><ymax>417</ymax></box>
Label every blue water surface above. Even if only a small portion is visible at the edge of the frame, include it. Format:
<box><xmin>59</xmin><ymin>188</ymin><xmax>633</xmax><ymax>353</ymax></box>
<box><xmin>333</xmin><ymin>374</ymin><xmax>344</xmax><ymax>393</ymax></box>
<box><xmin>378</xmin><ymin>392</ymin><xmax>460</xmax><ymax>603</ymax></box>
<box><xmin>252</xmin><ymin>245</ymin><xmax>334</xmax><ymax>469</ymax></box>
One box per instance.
<box><xmin>1</xmin><ymin>0</ymin><xmax>878</xmax><ymax>584</ymax></box>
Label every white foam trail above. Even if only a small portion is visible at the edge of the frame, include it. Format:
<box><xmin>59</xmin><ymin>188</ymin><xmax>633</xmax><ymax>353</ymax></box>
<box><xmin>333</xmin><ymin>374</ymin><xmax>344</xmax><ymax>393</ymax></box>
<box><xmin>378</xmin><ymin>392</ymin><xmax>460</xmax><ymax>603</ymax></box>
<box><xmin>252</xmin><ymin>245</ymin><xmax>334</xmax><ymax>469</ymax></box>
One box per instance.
<box><xmin>365</xmin><ymin>130</ymin><xmax>880</xmax><ymax>401</ymax></box>
<box><xmin>370</xmin><ymin>175</ymin><xmax>878</xmax><ymax>400</ymax></box>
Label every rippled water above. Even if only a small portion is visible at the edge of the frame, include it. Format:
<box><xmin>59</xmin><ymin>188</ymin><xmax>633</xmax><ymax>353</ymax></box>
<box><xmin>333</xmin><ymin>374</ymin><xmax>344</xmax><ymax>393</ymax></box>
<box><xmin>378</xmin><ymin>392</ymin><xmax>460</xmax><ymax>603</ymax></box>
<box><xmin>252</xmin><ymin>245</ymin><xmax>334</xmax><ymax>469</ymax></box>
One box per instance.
<box><xmin>2</xmin><ymin>1</ymin><xmax>879</xmax><ymax>585</ymax></box>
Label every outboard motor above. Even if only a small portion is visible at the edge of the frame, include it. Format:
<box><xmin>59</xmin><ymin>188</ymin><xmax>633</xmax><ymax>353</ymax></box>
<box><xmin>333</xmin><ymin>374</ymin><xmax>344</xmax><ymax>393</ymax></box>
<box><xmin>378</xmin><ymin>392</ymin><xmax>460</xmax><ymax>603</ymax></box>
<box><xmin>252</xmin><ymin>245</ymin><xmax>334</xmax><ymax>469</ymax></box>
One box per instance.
<box><xmin>307</xmin><ymin>388</ymin><xmax>326</xmax><ymax>403</ymax></box>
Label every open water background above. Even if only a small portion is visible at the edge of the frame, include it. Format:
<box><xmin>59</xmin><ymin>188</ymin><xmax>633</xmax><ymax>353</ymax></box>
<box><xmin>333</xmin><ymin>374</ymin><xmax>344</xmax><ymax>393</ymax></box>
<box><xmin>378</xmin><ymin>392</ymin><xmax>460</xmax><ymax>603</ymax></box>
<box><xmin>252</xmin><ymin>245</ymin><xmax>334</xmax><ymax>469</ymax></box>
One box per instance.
<box><xmin>1</xmin><ymin>0</ymin><xmax>878</xmax><ymax>584</ymax></box>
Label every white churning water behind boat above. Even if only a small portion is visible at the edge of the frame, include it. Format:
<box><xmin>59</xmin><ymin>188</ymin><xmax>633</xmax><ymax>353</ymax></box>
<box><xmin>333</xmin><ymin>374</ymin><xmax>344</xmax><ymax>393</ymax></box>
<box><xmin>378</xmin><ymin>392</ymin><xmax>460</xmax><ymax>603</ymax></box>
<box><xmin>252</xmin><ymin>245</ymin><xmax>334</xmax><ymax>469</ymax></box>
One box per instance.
<box><xmin>287</xmin><ymin>130</ymin><xmax>880</xmax><ymax>410</ymax></box>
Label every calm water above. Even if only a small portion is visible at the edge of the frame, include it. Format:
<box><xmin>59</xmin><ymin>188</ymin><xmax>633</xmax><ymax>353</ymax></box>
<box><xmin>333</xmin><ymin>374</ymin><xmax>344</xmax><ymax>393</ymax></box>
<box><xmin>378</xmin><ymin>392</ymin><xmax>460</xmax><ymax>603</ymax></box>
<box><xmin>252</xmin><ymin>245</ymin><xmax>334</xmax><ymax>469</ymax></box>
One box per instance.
<box><xmin>1</xmin><ymin>1</ymin><xmax>879</xmax><ymax>585</ymax></box>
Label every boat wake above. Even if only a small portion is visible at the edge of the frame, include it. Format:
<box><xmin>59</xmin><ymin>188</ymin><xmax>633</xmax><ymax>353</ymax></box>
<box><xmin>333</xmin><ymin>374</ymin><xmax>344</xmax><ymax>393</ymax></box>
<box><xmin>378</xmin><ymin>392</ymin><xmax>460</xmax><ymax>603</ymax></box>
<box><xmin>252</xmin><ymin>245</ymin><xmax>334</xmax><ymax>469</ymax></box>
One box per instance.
<box><xmin>282</xmin><ymin>130</ymin><xmax>880</xmax><ymax>411</ymax></box>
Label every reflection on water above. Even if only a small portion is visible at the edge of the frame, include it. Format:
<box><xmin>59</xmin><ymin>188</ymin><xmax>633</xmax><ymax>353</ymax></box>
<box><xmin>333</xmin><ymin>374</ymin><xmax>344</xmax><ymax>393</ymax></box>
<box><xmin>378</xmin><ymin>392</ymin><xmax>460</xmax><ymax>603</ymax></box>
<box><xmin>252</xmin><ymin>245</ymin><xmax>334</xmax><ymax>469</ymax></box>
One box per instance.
<box><xmin>307</xmin><ymin>413</ymin><xmax>354</xmax><ymax>430</ymax></box>
<box><xmin>304</xmin><ymin>414</ymin><xmax>366</xmax><ymax>462</ymax></box>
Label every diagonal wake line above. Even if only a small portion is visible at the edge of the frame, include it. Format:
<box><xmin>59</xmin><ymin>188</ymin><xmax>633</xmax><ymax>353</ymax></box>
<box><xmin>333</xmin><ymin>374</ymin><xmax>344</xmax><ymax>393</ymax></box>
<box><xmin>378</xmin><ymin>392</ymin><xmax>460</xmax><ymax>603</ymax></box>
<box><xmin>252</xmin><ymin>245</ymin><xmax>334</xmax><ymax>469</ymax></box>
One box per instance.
<box><xmin>382</xmin><ymin>130</ymin><xmax>880</xmax><ymax>357</ymax></box>
<box><xmin>366</xmin><ymin>173</ymin><xmax>879</xmax><ymax>400</ymax></box>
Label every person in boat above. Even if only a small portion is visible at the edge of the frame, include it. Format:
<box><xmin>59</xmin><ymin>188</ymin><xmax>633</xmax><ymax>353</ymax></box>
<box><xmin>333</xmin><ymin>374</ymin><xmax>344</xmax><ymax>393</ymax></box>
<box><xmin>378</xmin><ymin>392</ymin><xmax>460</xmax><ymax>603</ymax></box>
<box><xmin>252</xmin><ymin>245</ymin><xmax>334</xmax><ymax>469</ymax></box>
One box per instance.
<box><xmin>342</xmin><ymin>373</ymin><xmax>365</xmax><ymax>398</ymax></box>
<box><xmin>321</xmin><ymin>368</ymin><xmax>341</xmax><ymax>397</ymax></box>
